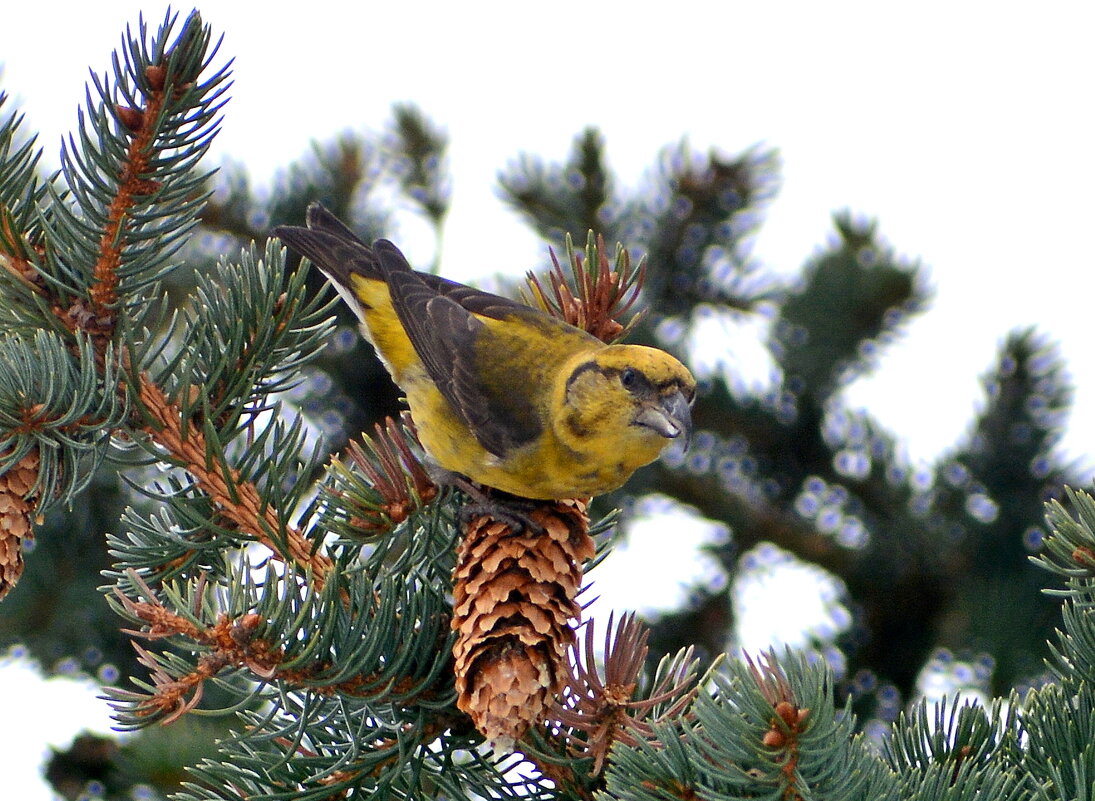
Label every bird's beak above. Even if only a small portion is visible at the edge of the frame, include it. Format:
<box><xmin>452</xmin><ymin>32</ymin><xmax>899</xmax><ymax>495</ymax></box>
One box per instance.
<box><xmin>635</xmin><ymin>389</ymin><xmax>693</xmax><ymax>449</ymax></box>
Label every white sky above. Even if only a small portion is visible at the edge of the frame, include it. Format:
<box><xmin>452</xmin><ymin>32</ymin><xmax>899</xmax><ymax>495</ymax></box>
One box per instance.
<box><xmin>2</xmin><ymin>2</ymin><xmax>1094</xmax><ymax>797</ymax></box>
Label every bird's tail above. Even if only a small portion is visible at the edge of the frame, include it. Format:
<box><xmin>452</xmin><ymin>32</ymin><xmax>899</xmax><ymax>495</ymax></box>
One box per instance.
<box><xmin>271</xmin><ymin>203</ymin><xmax>384</xmax><ymax>288</ymax></box>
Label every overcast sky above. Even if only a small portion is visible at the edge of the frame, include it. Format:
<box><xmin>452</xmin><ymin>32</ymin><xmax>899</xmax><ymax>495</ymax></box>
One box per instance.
<box><xmin>2</xmin><ymin>2</ymin><xmax>1094</xmax><ymax>797</ymax></box>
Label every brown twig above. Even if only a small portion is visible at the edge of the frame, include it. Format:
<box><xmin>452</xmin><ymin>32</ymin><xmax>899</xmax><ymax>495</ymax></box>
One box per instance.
<box><xmin>89</xmin><ymin>74</ymin><xmax>167</xmax><ymax>320</ymax></box>
<box><xmin>137</xmin><ymin>377</ymin><xmax>332</xmax><ymax>583</ymax></box>
<box><xmin>747</xmin><ymin>653</ymin><xmax>810</xmax><ymax>800</ymax></box>
<box><xmin>113</xmin><ymin>571</ymin><xmax>445</xmax><ymax>723</ymax></box>
<box><xmin>0</xmin><ymin>211</ymin><xmax>47</xmax><ymax>295</ymax></box>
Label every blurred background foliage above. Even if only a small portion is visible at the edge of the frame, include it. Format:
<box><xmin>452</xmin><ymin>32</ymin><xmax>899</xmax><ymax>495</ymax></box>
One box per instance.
<box><xmin>0</xmin><ymin>101</ymin><xmax>1073</xmax><ymax>798</ymax></box>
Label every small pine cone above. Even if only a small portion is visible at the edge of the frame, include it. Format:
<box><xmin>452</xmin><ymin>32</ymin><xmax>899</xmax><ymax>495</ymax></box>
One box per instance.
<box><xmin>452</xmin><ymin>498</ymin><xmax>594</xmax><ymax>749</ymax></box>
<box><xmin>0</xmin><ymin>448</ymin><xmax>41</xmax><ymax>600</ymax></box>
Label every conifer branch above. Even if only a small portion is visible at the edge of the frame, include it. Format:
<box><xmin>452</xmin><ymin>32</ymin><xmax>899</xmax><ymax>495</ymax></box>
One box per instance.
<box><xmin>134</xmin><ymin>377</ymin><xmax>333</xmax><ymax>583</ymax></box>
<box><xmin>322</xmin><ymin>413</ymin><xmax>438</xmax><ymax>537</ymax></box>
<box><xmin>746</xmin><ymin>652</ymin><xmax>810</xmax><ymax>798</ymax></box>
<box><xmin>268</xmin><ymin>714</ymin><xmax>458</xmax><ymax>792</ymax></box>
<box><xmin>109</xmin><ymin>562</ymin><xmax>455</xmax><ymax>728</ymax></box>
<box><xmin>523</xmin><ymin>231</ymin><xmax>646</xmax><ymax>344</ymax></box>
<box><xmin>90</xmin><ymin>70</ymin><xmax>168</xmax><ymax>323</ymax></box>
<box><xmin>543</xmin><ymin>613</ymin><xmax>701</xmax><ymax>777</ymax></box>
<box><xmin>2</xmin><ymin>10</ymin><xmax>333</xmax><ymax>593</ymax></box>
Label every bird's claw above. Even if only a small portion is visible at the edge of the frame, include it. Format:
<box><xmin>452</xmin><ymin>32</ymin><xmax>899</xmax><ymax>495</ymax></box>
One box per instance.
<box><xmin>457</xmin><ymin>495</ymin><xmax>546</xmax><ymax>535</ymax></box>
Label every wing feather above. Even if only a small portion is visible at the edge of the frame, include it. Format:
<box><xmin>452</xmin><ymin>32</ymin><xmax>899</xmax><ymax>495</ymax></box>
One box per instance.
<box><xmin>375</xmin><ymin>240</ymin><xmax>542</xmax><ymax>457</ymax></box>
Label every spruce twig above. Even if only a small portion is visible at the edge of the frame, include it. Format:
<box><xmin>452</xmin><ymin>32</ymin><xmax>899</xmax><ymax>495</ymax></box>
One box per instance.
<box><xmin>523</xmin><ymin>231</ymin><xmax>646</xmax><ymax>344</ymax></box>
<box><xmin>543</xmin><ymin>613</ymin><xmax>701</xmax><ymax>776</ymax></box>
<box><xmin>323</xmin><ymin>413</ymin><xmax>438</xmax><ymax>536</ymax></box>
<box><xmin>135</xmin><ymin>377</ymin><xmax>333</xmax><ymax>583</ymax></box>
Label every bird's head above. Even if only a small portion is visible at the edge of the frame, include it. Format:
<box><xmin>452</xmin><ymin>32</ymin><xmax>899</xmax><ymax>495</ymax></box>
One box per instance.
<box><xmin>557</xmin><ymin>344</ymin><xmax>695</xmax><ymax>461</ymax></box>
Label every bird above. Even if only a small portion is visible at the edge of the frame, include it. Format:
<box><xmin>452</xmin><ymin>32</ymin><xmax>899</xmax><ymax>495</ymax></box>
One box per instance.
<box><xmin>273</xmin><ymin>203</ymin><xmax>695</xmax><ymax>501</ymax></box>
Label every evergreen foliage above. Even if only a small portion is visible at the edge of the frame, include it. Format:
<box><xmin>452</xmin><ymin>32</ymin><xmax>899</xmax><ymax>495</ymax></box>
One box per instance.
<box><xmin>0</xmin><ymin>10</ymin><xmax>1091</xmax><ymax>801</ymax></box>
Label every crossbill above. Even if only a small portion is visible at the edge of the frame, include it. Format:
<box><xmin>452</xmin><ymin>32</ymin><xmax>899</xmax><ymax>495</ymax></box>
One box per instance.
<box><xmin>274</xmin><ymin>204</ymin><xmax>694</xmax><ymax>500</ymax></box>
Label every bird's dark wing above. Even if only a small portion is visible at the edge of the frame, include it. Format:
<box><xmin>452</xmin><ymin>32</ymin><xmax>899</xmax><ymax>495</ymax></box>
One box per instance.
<box><xmin>373</xmin><ymin>240</ymin><xmax>542</xmax><ymax>457</ymax></box>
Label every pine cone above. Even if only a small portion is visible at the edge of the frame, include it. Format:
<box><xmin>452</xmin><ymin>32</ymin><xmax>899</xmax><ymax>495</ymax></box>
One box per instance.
<box><xmin>452</xmin><ymin>498</ymin><xmax>594</xmax><ymax>749</ymax></box>
<box><xmin>0</xmin><ymin>447</ymin><xmax>41</xmax><ymax>599</ymax></box>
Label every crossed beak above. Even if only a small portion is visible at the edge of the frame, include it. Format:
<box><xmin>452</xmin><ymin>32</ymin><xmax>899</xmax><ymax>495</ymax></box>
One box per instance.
<box><xmin>635</xmin><ymin>388</ymin><xmax>694</xmax><ymax>450</ymax></box>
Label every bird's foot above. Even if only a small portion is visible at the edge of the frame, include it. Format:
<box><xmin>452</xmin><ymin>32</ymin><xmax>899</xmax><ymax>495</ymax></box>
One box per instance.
<box><xmin>457</xmin><ymin>493</ymin><xmax>546</xmax><ymax>535</ymax></box>
<box><xmin>424</xmin><ymin>464</ymin><xmax>546</xmax><ymax>534</ymax></box>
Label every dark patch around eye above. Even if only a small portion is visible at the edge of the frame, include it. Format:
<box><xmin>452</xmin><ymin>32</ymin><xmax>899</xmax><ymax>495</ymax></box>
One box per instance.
<box><xmin>618</xmin><ymin>368</ymin><xmax>654</xmax><ymax>396</ymax></box>
<box><xmin>565</xmin><ymin>360</ymin><xmax>602</xmax><ymax>391</ymax></box>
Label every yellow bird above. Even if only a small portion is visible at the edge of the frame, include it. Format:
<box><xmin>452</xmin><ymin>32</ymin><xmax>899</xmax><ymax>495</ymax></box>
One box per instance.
<box><xmin>273</xmin><ymin>204</ymin><xmax>695</xmax><ymax>500</ymax></box>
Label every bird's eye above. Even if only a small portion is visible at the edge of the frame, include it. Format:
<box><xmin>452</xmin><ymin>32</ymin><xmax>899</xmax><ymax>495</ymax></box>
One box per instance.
<box><xmin>620</xmin><ymin>368</ymin><xmax>638</xmax><ymax>389</ymax></box>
